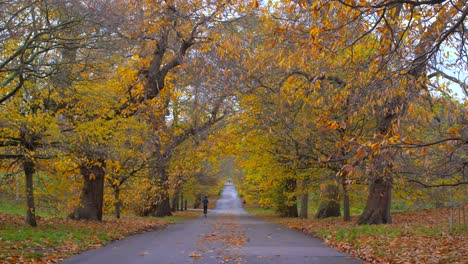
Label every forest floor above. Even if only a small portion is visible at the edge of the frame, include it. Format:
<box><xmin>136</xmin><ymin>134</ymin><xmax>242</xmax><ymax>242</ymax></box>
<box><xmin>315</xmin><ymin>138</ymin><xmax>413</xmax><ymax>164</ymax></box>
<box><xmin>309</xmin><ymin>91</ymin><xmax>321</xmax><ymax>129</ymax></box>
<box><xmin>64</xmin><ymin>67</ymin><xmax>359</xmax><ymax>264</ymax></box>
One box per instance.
<box><xmin>0</xmin><ymin>210</ymin><xmax>200</xmax><ymax>264</ymax></box>
<box><xmin>251</xmin><ymin>206</ymin><xmax>468</xmax><ymax>264</ymax></box>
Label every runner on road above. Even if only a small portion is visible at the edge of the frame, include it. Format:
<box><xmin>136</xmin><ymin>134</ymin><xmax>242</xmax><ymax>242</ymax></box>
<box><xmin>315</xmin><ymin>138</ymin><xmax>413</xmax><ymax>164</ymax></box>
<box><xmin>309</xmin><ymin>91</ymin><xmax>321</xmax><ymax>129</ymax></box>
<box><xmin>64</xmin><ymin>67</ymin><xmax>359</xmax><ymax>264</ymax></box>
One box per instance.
<box><xmin>202</xmin><ymin>196</ymin><xmax>209</xmax><ymax>217</ymax></box>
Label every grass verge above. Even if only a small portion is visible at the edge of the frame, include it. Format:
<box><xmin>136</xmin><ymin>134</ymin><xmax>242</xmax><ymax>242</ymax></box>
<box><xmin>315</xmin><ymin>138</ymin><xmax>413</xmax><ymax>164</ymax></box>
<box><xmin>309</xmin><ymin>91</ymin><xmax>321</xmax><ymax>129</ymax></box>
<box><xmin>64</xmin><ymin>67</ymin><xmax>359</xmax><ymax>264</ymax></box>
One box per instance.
<box><xmin>0</xmin><ymin>209</ymin><xmax>199</xmax><ymax>263</ymax></box>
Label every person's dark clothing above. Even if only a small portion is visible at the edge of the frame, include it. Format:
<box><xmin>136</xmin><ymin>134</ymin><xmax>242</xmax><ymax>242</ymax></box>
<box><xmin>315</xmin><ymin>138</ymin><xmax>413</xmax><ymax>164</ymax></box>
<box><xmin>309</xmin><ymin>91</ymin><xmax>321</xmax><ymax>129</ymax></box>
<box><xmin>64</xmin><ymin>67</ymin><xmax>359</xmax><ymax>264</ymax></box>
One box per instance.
<box><xmin>202</xmin><ymin>197</ymin><xmax>209</xmax><ymax>215</ymax></box>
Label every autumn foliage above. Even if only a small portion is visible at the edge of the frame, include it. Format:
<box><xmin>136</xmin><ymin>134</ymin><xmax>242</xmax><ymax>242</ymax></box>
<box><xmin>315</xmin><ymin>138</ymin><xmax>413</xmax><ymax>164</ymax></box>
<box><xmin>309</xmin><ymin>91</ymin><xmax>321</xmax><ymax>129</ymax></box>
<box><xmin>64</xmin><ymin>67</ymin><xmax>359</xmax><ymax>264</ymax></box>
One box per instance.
<box><xmin>0</xmin><ymin>0</ymin><xmax>467</xmax><ymax>262</ymax></box>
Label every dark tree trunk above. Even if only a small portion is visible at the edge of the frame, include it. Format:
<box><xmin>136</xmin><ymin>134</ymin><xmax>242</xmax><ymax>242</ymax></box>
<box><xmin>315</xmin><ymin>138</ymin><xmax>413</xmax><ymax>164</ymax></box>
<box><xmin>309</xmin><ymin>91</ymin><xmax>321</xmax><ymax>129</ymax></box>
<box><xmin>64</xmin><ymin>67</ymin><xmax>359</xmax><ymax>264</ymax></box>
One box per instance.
<box><xmin>316</xmin><ymin>184</ymin><xmax>341</xmax><ymax>219</ymax></box>
<box><xmin>171</xmin><ymin>190</ymin><xmax>178</xmax><ymax>212</ymax></box>
<box><xmin>300</xmin><ymin>193</ymin><xmax>308</xmax><ymax>219</ymax></box>
<box><xmin>342</xmin><ymin>178</ymin><xmax>351</xmax><ymax>221</ymax></box>
<box><xmin>285</xmin><ymin>199</ymin><xmax>298</xmax><ymax>217</ymax></box>
<box><xmin>278</xmin><ymin>178</ymin><xmax>298</xmax><ymax>217</ymax></box>
<box><xmin>359</xmin><ymin>132</ymin><xmax>394</xmax><ymax>225</ymax></box>
<box><xmin>358</xmin><ymin>176</ymin><xmax>392</xmax><ymax>225</ymax></box>
<box><xmin>299</xmin><ymin>179</ymin><xmax>308</xmax><ymax>219</ymax></box>
<box><xmin>184</xmin><ymin>199</ymin><xmax>187</xmax><ymax>211</ymax></box>
<box><xmin>180</xmin><ymin>193</ymin><xmax>184</xmax><ymax>211</ymax></box>
<box><xmin>358</xmin><ymin>119</ymin><xmax>395</xmax><ymax>225</ymax></box>
<box><xmin>69</xmin><ymin>160</ymin><xmax>105</xmax><ymax>221</ymax></box>
<box><xmin>114</xmin><ymin>187</ymin><xmax>121</xmax><ymax>219</ymax></box>
<box><xmin>144</xmin><ymin>163</ymin><xmax>173</xmax><ymax>217</ymax></box>
<box><xmin>24</xmin><ymin>159</ymin><xmax>37</xmax><ymax>227</ymax></box>
<box><xmin>154</xmin><ymin>189</ymin><xmax>172</xmax><ymax>217</ymax></box>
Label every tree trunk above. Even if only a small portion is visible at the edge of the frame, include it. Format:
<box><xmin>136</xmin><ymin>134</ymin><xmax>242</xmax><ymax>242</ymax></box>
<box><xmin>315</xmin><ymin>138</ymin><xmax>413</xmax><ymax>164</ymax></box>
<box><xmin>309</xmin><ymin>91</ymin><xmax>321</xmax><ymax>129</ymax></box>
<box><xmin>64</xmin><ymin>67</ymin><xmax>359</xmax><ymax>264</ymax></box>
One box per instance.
<box><xmin>278</xmin><ymin>178</ymin><xmax>298</xmax><ymax>217</ymax></box>
<box><xmin>357</xmin><ymin>115</ymin><xmax>396</xmax><ymax>225</ymax></box>
<box><xmin>299</xmin><ymin>179</ymin><xmax>308</xmax><ymax>218</ymax></box>
<box><xmin>285</xmin><ymin>199</ymin><xmax>298</xmax><ymax>217</ymax></box>
<box><xmin>358</xmin><ymin>175</ymin><xmax>392</xmax><ymax>225</ymax></box>
<box><xmin>171</xmin><ymin>190</ymin><xmax>178</xmax><ymax>212</ymax></box>
<box><xmin>114</xmin><ymin>187</ymin><xmax>122</xmax><ymax>219</ymax></box>
<box><xmin>300</xmin><ymin>193</ymin><xmax>308</xmax><ymax>219</ymax></box>
<box><xmin>154</xmin><ymin>189</ymin><xmax>172</xmax><ymax>217</ymax></box>
<box><xmin>359</xmin><ymin>130</ymin><xmax>395</xmax><ymax>225</ymax></box>
<box><xmin>69</xmin><ymin>160</ymin><xmax>105</xmax><ymax>221</ymax></box>
<box><xmin>180</xmin><ymin>193</ymin><xmax>184</xmax><ymax>211</ymax></box>
<box><xmin>316</xmin><ymin>184</ymin><xmax>341</xmax><ymax>219</ymax></box>
<box><xmin>184</xmin><ymin>199</ymin><xmax>187</xmax><ymax>211</ymax></box>
<box><xmin>342</xmin><ymin>178</ymin><xmax>351</xmax><ymax>221</ymax></box>
<box><xmin>143</xmin><ymin>163</ymin><xmax>173</xmax><ymax>217</ymax></box>
<box><xmin>24</xmin><ymin>159</ymin><xmax>37</xmax><ymax>227</ymax></box>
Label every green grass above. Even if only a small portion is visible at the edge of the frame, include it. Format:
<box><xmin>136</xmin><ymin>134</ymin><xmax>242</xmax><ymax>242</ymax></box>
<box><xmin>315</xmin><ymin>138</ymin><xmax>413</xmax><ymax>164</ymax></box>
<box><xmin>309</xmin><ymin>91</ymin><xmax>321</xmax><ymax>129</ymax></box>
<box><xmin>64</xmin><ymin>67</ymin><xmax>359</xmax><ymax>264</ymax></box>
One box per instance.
<box><xmin>333</xmin><ymin>225</ymin><xmax>401</xmax><ymax>243</ymax></box>
<box><xmin>412</xmin><ymin>224</ymin><xmax>468</xmax><ymax>237</ymax></box>
<box><xmin>0</xmin><ymin>199</ymin><xmax>25</xmax><ymax>215</ymax></box>
<box><xmin>0</xmin><ymin>198</ymin><xmax>63</xmax><ymax>218</ymax></box>
<box><xmin>0</xmin><ymin>222</ymin><xmax>104</xmax><ymax>259</ymax></box>
<box><xmin>0</xmin><ymin>223</ymin><xmax>96</xmax><ymax>245</ymax></box>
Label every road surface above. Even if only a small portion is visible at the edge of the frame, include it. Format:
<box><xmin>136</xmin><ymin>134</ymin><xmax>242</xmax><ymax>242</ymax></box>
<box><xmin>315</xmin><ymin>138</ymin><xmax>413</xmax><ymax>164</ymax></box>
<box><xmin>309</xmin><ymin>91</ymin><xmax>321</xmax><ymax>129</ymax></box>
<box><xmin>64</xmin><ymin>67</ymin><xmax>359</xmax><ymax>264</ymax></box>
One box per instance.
<box><xmin>62</xmin><ymin>184</ymin><xmax>361</xmax><ymax>263</ymax></box>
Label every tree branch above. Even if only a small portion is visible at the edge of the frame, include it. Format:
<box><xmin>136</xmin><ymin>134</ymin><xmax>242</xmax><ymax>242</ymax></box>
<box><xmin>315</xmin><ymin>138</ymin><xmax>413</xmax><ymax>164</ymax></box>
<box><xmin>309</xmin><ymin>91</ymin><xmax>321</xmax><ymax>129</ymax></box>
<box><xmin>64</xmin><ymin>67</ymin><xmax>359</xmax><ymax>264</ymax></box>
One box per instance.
<box><xmin>408</xmin><ymin>179</ymin><xmax>468</xmax><ymax>188</ymax></box>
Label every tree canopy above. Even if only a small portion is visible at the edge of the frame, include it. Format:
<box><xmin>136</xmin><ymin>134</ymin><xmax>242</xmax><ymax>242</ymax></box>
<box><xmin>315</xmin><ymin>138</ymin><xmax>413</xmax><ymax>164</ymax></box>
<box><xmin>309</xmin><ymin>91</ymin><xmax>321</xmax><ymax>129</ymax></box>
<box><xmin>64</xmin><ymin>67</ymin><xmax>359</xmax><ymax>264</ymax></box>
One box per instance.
<box><xmin>0</xmin><ymin>0</ymin><xmax>466</xmax><ymax>226</ymax></box>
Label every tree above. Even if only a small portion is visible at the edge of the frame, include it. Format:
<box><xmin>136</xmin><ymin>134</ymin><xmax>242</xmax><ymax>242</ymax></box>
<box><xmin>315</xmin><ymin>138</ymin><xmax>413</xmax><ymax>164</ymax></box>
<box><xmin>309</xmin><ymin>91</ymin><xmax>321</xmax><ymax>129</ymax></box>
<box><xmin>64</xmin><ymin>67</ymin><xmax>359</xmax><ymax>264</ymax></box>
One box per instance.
<box><xmin>0</xmin><ymin>0</ymin><xmax>91</xmax><ymax>226</ymax></box>
<box><xmin>104</xmin><ymin>119</ymin><xmax>150</xmax><ymax>218</ymax></box>
<box><xmin>273</xmin><ymin>0</ymin><xmax>467</xmax><ymax>224</ymax></box>
<box><xmin>0</xmin><ymin>0</ymin><xmax>83</xmax><ymax>105</ymax></box>
<box><xmin>0</xmin><ymin>88</ymin><xmax>61</xmax><ymax>226</ymax></box>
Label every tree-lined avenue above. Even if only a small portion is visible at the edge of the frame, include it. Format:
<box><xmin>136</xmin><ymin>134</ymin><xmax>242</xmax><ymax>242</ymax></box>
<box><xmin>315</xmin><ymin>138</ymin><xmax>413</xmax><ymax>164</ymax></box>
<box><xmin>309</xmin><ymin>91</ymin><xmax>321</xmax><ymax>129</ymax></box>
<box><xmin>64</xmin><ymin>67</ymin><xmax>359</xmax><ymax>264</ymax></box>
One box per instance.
<box><xmin>61</xmin><ymin>183</ymin><xmax>362</xmax><ymax>264</ymax></box>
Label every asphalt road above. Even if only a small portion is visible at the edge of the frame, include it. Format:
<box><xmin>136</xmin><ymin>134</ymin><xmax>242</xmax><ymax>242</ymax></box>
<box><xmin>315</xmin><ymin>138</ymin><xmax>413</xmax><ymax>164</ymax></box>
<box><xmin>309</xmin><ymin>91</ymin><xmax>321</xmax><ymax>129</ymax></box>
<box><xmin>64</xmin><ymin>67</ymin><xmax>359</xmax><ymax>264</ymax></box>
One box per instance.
<box><xmin>61</xmin><ymin>184</ymin><xmax>362</xmax><ymax>264</ymax></box>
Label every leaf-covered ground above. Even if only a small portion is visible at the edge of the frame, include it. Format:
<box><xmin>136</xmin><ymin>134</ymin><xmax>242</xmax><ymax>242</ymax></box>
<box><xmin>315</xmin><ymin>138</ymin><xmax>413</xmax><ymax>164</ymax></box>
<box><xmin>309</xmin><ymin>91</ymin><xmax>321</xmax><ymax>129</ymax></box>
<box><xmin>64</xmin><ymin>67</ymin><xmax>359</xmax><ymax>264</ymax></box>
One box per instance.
<box><xmin>253</xmin><ymin>207</ymin><xmax>467</xmax><ymax>264</ymax></box>
<box><xmin>0</xmin><ymin>211</ymin><xmax>200</xmax><ymax>264</ymax></box>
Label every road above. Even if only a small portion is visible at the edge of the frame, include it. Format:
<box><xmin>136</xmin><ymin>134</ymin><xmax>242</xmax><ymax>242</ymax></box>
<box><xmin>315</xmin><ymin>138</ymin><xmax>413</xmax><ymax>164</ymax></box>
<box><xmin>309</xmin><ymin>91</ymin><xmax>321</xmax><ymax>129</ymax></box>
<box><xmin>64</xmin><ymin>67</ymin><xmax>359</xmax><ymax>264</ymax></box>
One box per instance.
<box><xmin>61</xmin><ymin>184</ymin><xmax>361</xmax><ymax>263</ymax></box>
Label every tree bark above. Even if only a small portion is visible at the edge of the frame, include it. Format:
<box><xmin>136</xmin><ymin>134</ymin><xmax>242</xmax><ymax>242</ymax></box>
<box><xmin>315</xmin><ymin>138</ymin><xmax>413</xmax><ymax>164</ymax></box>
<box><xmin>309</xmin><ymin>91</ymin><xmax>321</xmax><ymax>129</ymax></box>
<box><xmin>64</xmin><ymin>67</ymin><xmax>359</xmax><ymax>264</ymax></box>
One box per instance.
<box><xmin>316</xmin><ymin>184</ymin><xmax>341</xmax><ymax>219</ymax></box>
<box><xmin>180</xmin><ymin>193</ymin><xmax>184</xmax><ymax>211</ymax></box>
<box><xmin>154</xmin><ymin>188</ymin><xmax>172</xmax><ymax>217</ymax></box>
<box><xmin>299</xmin><ymin>179</ymin><xmax>308</xmax><ymax>218</ymax></box>
<box><xmin>24</xmin><ymin>159</ymin><xmax>37</xmax><ymax>227</ymax></box>
<box><xmin>300</xmin><ymin>193</ymin><xmax>308</xmax><ymax>219</ymax></box>
<box><xmin>342</xmin><ymin>178</ymin><xmax>351</xmax><ymax>221</ymax></box>
<box><xmin>359</xmin><ymin>119</ymin><xmax>395</xmax><ymax>225</ymax></box>
<box><xmin>114</xmin><ymin>187</ymin><xmax>122</xmax><ymax>219</ymax></box>
<box><xmin>358</xmin><ymin>175</ymin><xmax>392</xmax><ymax>225</ymax></box>
<box><xmin>142</xmin><ymin>163</ymin><xmax>172</xmax><ymax>217</ymax></box>
<box><xmin>69</xmin><ymin>160</ymin><xmax>105</xmax><ymax>221</ymax></box>
<box><xmin>171</xmin><ymin>190</ymin><xmax>178</xmax><ymax>212</ymax></box>
<box><xmin>278</xmin><ymin>178</ymin><xmax>298</xmax><ymax>217</ymax></box>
